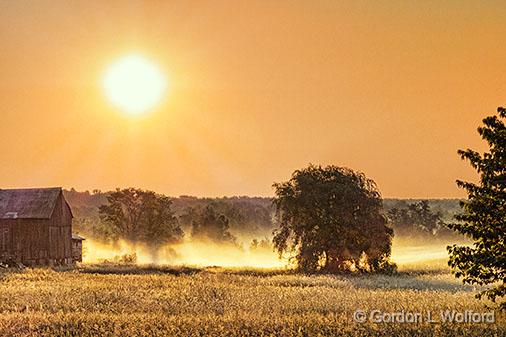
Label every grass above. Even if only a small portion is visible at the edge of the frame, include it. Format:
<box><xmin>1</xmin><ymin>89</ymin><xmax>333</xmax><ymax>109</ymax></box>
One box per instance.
<box><xmin>0</xmin><ymin>263</ymin><xmax>504</xmax><ymax>336</ymax></box>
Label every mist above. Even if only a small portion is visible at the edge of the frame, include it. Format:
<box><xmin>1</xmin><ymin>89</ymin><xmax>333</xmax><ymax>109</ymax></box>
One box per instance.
<box><xmin>82</xmin><ymin>237</ymin><xmax>287</xmax><ymax>268</ymax></box>
<box><xmin>82</xmin><ymin>235</ymin><xmax>469</xmax><ymax>270</ymax></box>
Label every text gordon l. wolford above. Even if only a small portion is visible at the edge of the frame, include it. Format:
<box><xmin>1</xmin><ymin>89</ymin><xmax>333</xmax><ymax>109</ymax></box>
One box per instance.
<box><xmin>353</xmin><ymin>309</ymin><xmax>495</xmax><ymax>324</ymax></box>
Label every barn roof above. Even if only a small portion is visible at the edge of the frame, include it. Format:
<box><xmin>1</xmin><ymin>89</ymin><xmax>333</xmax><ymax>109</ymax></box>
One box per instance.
<box><xmin>0</xmin><ymin>187</ymin><xmax>66</xmax><ymax>219</ymax></box>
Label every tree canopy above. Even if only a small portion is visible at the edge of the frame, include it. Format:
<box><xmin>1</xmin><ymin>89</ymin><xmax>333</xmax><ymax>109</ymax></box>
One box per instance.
<box><xmin>98</xmin><ymin>188</ymin><xmax>183</xmax><ymax>246</ymax></box>
<box><xmin>447</xmin><ymin>107</ymin><xmax>506</xmax><ymax>310</ymax></box>
<box><xmin>272</xmin><ymin>164</ymin><xmax>394</xmax><ymax>273</ymax></box>
<box><xmin>190</xmin><ymin>205</ymin><xmax>236</xmax><ymax>243</ymax></box>
<box><xmin>388</xmin><ymin>200</ymin><xmax>447</xmax><ymax>237</ymax></box>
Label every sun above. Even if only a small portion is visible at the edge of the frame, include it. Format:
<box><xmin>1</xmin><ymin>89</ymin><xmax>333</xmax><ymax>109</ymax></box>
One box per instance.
<box><xmin>102</xmin><ymin>54</ymin><xmax>167</xmax><ymax>115</ymax></box>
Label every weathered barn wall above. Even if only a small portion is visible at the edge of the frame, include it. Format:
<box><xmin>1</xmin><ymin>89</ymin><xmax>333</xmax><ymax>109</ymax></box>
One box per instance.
<box><xmin>0</xmin><ymin>188</ymin><xmax>74</xmax><ymax>266</ymax></box>
<box><xmin>48</xmin><ymin>193</ymin><xmax>72</xmax><ymax>263</ymax></box>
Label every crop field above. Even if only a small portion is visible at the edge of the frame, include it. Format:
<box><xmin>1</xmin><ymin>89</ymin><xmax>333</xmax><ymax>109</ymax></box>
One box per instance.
<box><xmin>0</xmin><ymin>260</ymin><xmax>504</xmax><ymax>337</ymax></box>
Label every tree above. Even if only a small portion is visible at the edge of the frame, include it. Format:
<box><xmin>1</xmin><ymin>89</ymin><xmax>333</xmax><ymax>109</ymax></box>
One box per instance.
<box><xmin>191</xmin><ymin>205</ymin><xmax>236</xmax><ymax>243</ymax></box>
<box><xmin>176</xmin><ymin>197</ymin><xmax>274</xmax><ymax>238</ymax></box>
<box><xmin>250</xmin><ymin>237</ymin><xmax>272</xmax><ymax>251</ymax></box>
<box><xmin>388</xmin><ymin>200</ymin><xmax>446</xmax><ymax>236</ymax></box>
<box><xmin>272</xmin><ymin>164</ymin><xmax>395</xmax><ymax>273</ymax></box>
<box><xmin>447</xmin><ymin>107</ymin><xmax>506</xmax><ymax>310</ymax></box>
<box><xmin>99</xmin><ymin>188</ymin><xmax>183</xmax><ymax>247</ymax></box>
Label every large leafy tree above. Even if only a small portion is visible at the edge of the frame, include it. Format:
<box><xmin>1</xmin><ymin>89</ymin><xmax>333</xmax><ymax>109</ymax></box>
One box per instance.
<box><xmin>272</xmin><ymin>164</ymin><xmax>394</xmax><ymax>273</ymax></box>
<box><xmin>99</xmin><ymin>188</ymin><xmax>183</xmax><ymax>247</ymax></box>
<box><xmin>448</xmin><ymin>107</ymin><xmax>506</xmax><ymax>309</ymax></box>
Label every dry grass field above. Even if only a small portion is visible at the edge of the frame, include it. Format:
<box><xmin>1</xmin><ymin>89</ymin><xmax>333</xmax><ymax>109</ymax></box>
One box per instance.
<box><xmin>0</xmin><ymin>261</ymin><xmax>504</xmax><ymax>337</ymax></box>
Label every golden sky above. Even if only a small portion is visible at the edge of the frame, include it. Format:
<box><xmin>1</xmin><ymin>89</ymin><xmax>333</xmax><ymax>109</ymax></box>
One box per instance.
<box><xmin>1</xmin><ymin>1</ymin><xmax>504</xmax><ymax>198</ymax></box>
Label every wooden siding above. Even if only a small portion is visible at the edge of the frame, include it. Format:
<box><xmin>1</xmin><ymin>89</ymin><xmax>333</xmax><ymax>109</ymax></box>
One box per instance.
<box><xmin>0</xmin><ymin>190</ymin><xmax>73</xmax><ymax>265</ymax></box>
<box><xmin>72</xmin><ymin>240</ymin><xmax>83</xmax><ymax>262</ymax></box>
<box><xmin>0</xmin><ymin>223</ymin><xmax>12</xmax><ymax>258</ymax></box>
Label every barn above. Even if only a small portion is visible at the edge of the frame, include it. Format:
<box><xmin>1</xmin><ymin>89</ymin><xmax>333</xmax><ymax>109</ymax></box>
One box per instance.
<box><xmin>0</xmin><ymin>187</ymin><xmax>79</xmax><ymax>266</ymax></box>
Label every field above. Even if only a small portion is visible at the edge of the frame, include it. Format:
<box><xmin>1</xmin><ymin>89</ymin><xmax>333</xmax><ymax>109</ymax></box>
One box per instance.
<box><xmin>0</xmin><ymin>260</ymin><xmax>504</xmax><ymax>337</ymax></box>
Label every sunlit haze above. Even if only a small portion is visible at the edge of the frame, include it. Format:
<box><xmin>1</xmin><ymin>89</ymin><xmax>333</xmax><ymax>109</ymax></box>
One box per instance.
<box><xmin>1</xmin><ymin>1</ymin><xmax>503</xmax><ymax>197</ymax></box>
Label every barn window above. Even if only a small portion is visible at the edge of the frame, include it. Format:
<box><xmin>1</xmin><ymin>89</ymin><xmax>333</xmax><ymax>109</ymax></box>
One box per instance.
<box><xmin>0</xmin><ymin>227</ymin><xmax>9</xmax><ymax>252</ymax></box>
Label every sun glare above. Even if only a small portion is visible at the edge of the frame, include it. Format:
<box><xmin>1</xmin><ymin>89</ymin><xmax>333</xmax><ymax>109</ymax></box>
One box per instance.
<box><xmin>102</xmin><ymin>54</ymin><xmax>167</xmax><ymax>115</ymax></box>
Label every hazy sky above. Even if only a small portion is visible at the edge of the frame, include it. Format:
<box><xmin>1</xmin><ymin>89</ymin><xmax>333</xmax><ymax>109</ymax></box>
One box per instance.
<box><xmin>1</xmin><ymin>1</ymin><xmax>504</xmax><ymax>198</ymax></box>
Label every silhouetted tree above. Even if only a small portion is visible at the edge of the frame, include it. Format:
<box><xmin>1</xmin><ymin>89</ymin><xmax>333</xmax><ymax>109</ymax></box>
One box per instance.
<box><xmin>448</xmin><ymin>107</ymin><xmax>506</xmax><ymax>310</ymax></box>
<box><xmin>273</xmin><ymin>164</ymin><xmax>395</xmax><ymax>273</ymax></box>
<box><xmin>388</xmin><ymin>200</ymin><xmax>446</xmax><ymax>236</ymax></box>
<box><xmin>250</xmin><ymin>237</ymin><xmax>272</xmax><ymax>251</ymax></box>
<box><xmin>99</xmin><ymin>188</ymin><xmax>183</xmax><ymax>246</ymax></box>
<box><xmin>175</xmin><ymin>197</ymin><xmax>274</xmax><ymax>237</ymax></box>
<box><xmin>191</xmin><ymin>205</ymin><xmax>236</xmax><ymax>243</ymax></box>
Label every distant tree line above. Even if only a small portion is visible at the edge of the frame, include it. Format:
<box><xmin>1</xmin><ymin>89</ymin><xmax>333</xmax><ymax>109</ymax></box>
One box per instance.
<box><xmin>67</xmin><ymin>189</ymin><xmax>463</xmax><ymax>247</ymax></box>
<box><xmin>185</xmin><ymin>205</ymin><xmax>236</xmax><ymax>243</ymax></box>
<box><xmin>64</xmin><ymin>176</ymin><xmax>468</xmax><ymax>275</ymax></box>
<box><xmin>386</xmin><ymin>200</ymin><xmax>460</xmax><ymax>240</ymax></box>
<box><xmin>68</xmin><ymin>190</ymin><xmax>275</xmax><ymax>252</ymax></box>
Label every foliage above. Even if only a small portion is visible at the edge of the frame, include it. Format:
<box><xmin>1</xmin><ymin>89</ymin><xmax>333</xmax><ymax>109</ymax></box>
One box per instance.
<box><xmin>176</xmin><ymin>196</ymin><xmax>274</xmax><ymax>239</ymax></box>
<box><xmin>249</xmin><ymin>237</ymin><xmax>272</xmax><ymax>251</ymax></box>
<box><xmin>98</xmin><ymin>188</ymin><xmax>183</xmax><ymax>247</ymax></box>
<box><xmin>65</xmin><ymin>189</ymin><xmax>464</xmax><ymax>244</ymax></box>
<box><xmin>189</xmin><ymin>205</ymin><xmax>236</xmax><ymax>243</ymax></box>
<box><xmin>384</xmin><ymin>198</ymin><xmax>463</xmax><ymax>223</ymax></box>
<box><xmin>388</xmin><ymin>200</ymin><xmax>451</xmax><ymax>237</ymax></box>
<box><xmin>447</xmin><ymin>107</ymin><xmax>506</xmax><ymax>310</ymax></box>
<box><xmin>272</xmin><ymin>164</ymin><xmax>394</xmax><ymax>273</ymax></box>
